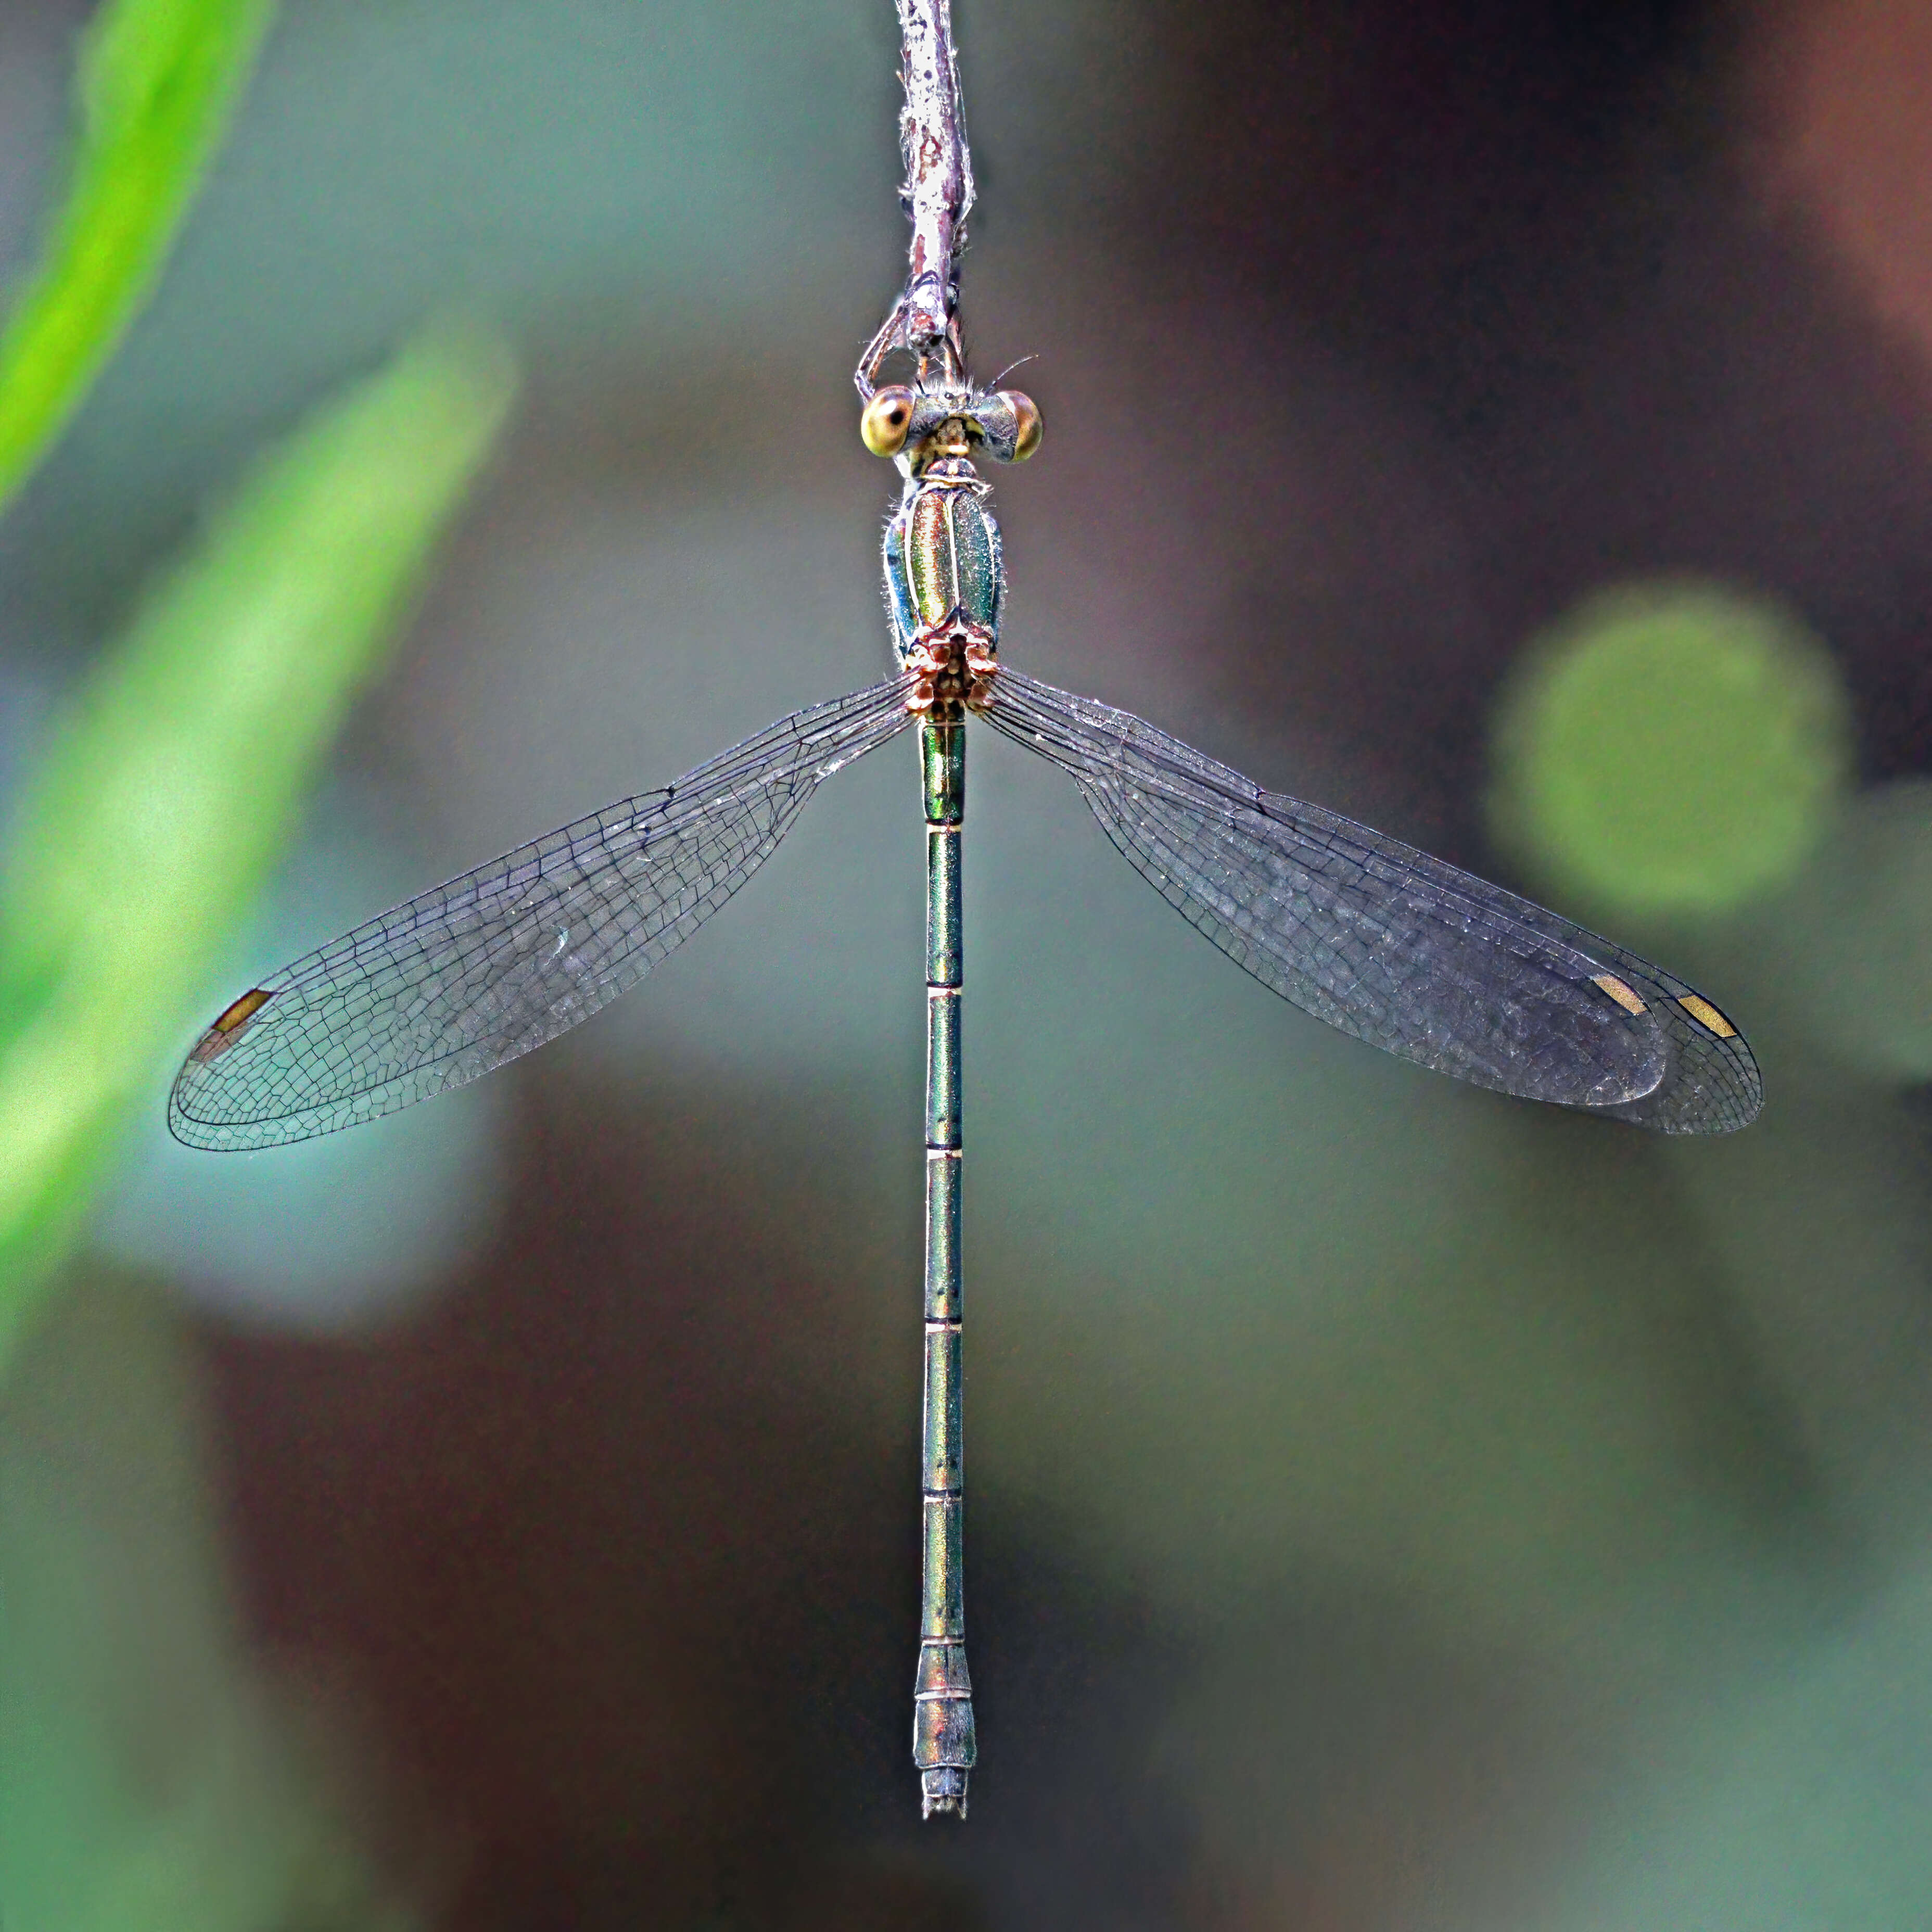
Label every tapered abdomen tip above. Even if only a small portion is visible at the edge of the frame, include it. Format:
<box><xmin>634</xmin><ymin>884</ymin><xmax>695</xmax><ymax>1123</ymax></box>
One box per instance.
<box><xmin>921</xmin><ymin>1766</ymin><xmax>969</xmax><ymax>1819</ymax></box>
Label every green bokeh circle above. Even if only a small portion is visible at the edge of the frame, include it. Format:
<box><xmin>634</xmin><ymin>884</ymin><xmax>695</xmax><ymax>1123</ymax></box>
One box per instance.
<box><xmin>1489</xmin><ymin>581</ymin><xmax>1853</xmax><ymax>920</ymax></box>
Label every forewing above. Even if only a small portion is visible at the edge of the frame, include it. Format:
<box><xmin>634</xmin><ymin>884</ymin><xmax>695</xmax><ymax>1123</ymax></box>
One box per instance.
<box><xmin>171</xmin><ymin>677</ymin><xmax>917</xmax><ymax>1150</ymax></box>
<box><xmin>985</xmin><ymin>671</ymin><xmax>1760</xmax><ymax>1134</ymax></box>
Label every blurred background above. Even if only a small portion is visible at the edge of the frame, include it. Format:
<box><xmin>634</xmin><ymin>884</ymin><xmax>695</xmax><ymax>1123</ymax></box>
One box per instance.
<box><xmin>4</xmin><ymin>0</ymin><xmax>1932</xmax><ymax>1924</ymax></box>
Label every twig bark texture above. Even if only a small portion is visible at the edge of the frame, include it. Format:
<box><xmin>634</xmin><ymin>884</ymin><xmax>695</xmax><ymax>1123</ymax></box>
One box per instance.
<box><xmin>857</xmin><ymin>0</ymin><xmax>974</xmax><ymax>395</ymax></box>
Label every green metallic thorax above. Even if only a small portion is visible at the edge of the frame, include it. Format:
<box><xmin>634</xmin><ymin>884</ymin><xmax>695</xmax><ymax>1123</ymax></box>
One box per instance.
<box><xmin>884</xmin><ymin>461</ymin><xmax>1005</xmax><ymax>666</ymax></box>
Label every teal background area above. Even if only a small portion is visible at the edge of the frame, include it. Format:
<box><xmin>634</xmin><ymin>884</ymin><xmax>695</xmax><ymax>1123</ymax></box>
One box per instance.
<box><xmin>7</xmin><ymin>2</ymin><xmax>1932</xmax><ymax>1926</ymax></box>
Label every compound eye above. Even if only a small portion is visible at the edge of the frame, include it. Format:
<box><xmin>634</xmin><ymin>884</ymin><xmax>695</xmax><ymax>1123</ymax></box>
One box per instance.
<box><xmin>998</xmin><ymin>389</ymin><xmax>1041</xmax><ymax>462</ymax></box>
<box><xmin>860</xmin><ymin>386</ymin><xmax>917</xmax><ymax>457</ymax></box>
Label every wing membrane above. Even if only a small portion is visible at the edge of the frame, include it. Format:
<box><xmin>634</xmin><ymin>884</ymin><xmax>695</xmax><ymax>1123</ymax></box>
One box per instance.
<box><xmin>984</xmin><ymin>669</ymin><xmax>1760</xmax><ymax>1134</ymax></box>
<box><xmin>171</xmin><ymin>676</ymin><xmax>918</xmax><ymax>1150</ymax></box>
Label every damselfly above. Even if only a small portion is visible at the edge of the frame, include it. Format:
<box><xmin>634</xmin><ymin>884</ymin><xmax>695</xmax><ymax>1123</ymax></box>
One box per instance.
<box><xmin>169</xmin><ymin>0</ymin><xmax>1761</xmax><ymax>1820</ymax></box>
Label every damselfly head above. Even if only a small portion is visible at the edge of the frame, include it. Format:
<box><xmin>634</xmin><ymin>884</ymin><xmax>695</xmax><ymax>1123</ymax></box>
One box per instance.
<box><xmin>859</xmin><ymin>385</ymin><xmax>1043</xmax><ymax>471</ymax></box>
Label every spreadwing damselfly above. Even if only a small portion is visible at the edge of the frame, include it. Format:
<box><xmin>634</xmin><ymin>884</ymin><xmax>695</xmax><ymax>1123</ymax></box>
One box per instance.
<box><xmin>169</xmin><ymin>0</ymin><xmax>1761</xmax><ymax>1820</ymax></box>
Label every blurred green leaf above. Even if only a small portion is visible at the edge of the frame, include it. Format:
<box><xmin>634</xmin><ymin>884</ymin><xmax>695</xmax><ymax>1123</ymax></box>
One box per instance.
<box><xmin>1489</xmin><ymin>579</ymin><xmax>1852</xmax><ymax>921</ymax></box>
<box><xmin>0</xmin><ymin>0</ymin><xmax>279</xmax><ymax>514</ymax></box>
<box><xmin>0</xmin><ymin>321</ymin><xmax>518</xmax><ymax>1354</ymax></box>
<box><xmin>0</xmin><ymin>1279</ymin><xmax>423</xmax><ymax>1931</ymax></box>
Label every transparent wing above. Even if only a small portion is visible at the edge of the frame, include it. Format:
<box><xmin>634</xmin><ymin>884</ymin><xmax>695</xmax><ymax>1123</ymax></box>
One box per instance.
<box><xmin>171</xmin><ymin>676</ymin><xmax>918</xmax><ymax>1150</ymax></box>
<box><xmin>984</xmin><ymin>669</ymin><xmax>1761</xmax><ymax>1134</ymax></box>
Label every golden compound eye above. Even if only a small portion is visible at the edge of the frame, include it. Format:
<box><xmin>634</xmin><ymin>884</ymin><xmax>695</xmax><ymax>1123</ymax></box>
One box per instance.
<box><xmin>998</xmin><ymin>389</ymin><xmax>1041</xmax><ymax>461</ymax></box>
<box><xmin>861</xmin><ymin>386</ymin><xmax>916</xmax><ymax>457</ymax></box>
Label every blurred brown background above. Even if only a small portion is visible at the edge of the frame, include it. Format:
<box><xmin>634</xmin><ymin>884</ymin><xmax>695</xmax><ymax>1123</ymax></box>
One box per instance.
<box><xmin>8</xmin><ymin>1</ymin><xmax>1932</xmax><ymax>1926</ymax></box>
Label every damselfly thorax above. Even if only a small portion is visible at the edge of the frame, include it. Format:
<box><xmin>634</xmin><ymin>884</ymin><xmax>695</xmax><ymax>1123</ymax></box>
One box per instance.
<box><xmin>863</xmin><ymin>386</ymin><xmax>1040</xmax><ymax>718</ymax></box>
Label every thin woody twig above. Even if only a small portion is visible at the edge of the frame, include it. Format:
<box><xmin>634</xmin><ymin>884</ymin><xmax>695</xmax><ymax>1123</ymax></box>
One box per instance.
<box><xmin>855</xmin><ymin>0</ymin><xmax>974</xmax><ymax>397</ymax></box>
<box><xmin>897</xmin><ymin>0</ymin><xmax>974</xmax><ymax>349</ymax></box>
